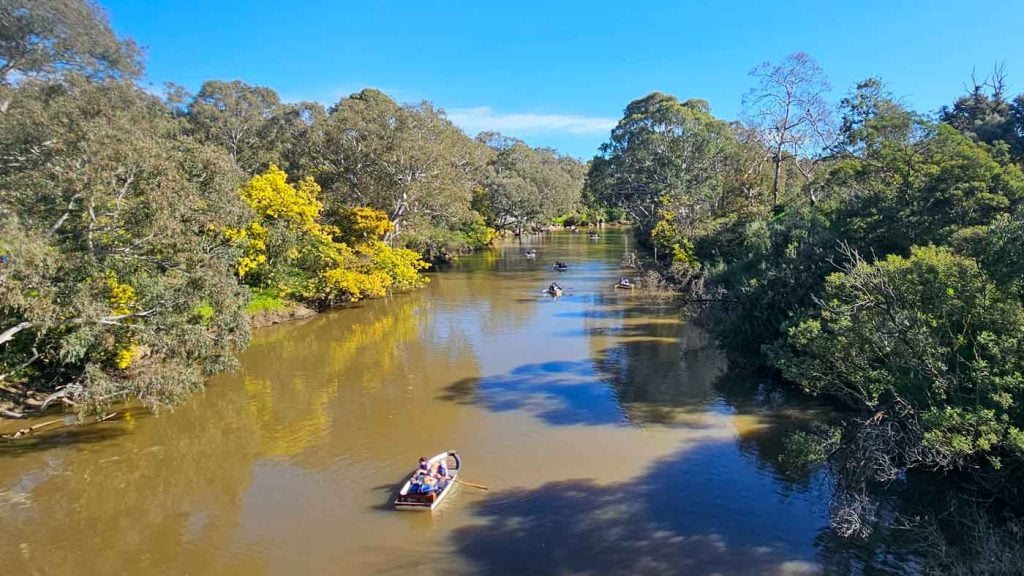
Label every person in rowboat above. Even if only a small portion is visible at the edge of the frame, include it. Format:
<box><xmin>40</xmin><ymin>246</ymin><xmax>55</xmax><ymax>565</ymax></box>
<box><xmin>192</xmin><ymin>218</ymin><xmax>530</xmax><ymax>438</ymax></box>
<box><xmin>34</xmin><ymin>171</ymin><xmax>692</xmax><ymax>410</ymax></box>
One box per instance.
<box><xmin>410</xmin><ymin>457</ymin><xmax>432</xmax><ymax>493</ymax></box>
<box><xmin>433</xmin><ymin>459</ymin><xmax>450</xmax><ymax>490</ymax></box>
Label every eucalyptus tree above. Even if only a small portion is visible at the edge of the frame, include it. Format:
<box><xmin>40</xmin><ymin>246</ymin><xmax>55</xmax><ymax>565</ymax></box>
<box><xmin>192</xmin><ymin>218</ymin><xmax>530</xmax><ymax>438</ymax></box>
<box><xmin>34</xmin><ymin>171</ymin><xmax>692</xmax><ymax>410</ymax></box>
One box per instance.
<box><xmin>0</xmin><ymin>0</ymin><xmax>140</xmax><ymax>86</ymax></box>
<box><xmin>475</xmin><ymin>132</ymin><xmax>584</xmax><ymax>235</ymax></box>
<box><xmin>314</xmin><ymin>89</ymin><xmax>486</xmax><ymax>242</ymax></box>
<box><xmin>273</xmin><ymin>99</ymin><xmax>327</xmax><ymax>178</ymax></box>
<box><xmin>586</xmin><ymin>92</ymin><xmax>737</xmax><ymax>236</ymax></box>
<box><xmin>0</xmin><ymin>79</ymin><xmax>251</xmax><ymax>413</ymax></box>
<box><xmin>742</xmin><ymin>52</ymin><xmax>833</xmax><ymax>206</ymax></box>
<box><xmin>186</xmin><ymin>80</ymin><xmax>288</xmax><ymax>174</ymax></box>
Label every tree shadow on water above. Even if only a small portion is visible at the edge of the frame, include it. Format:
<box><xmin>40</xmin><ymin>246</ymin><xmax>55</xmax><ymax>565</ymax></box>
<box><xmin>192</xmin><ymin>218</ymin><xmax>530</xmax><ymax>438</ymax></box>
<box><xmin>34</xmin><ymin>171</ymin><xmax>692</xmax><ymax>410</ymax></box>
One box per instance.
<box><xmin>437</xmin><ymin>359</ymin><xmax>627</xmax><ymax>426</ymax></box>
<box><xmin>437</xmin><ymin>331</ymin><xmax>728</xmax><ymax>428</ymax></box>
<box><xmin>450</xmin><ymin>441</ymin><xmax>829</xmax><ymax>575</ymax></box>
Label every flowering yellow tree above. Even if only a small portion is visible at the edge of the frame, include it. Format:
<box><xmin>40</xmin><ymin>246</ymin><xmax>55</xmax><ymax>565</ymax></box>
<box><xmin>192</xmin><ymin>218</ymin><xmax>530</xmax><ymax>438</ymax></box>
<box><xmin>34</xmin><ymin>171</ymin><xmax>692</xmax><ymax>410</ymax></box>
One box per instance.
<box><xmin>226</xmin><ymin>166</ymin><xmax>428</xmax><ymax>306</ymax></box>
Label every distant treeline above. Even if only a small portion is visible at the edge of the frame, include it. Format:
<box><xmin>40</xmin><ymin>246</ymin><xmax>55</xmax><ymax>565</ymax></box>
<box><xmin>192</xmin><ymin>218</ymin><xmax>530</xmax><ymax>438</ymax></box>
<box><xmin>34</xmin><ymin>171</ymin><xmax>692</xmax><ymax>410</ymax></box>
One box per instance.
<box><xmin>586</xmin><ymin>53</ymin><xmax>1024</xmax><ymax>572</ymax></box>
<box><xmin>0</xmin><ymin>0</ymin><xmax>590</xmax><ymax>416</ymax></box>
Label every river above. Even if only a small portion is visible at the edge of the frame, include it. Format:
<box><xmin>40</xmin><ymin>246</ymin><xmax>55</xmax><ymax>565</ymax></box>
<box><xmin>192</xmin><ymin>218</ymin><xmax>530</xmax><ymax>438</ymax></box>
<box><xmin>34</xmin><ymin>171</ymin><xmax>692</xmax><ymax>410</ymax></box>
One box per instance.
<box><xmin>1</xmin><ymin>230</ymin><xmax>841</xmax><ymax>575</ymax></box>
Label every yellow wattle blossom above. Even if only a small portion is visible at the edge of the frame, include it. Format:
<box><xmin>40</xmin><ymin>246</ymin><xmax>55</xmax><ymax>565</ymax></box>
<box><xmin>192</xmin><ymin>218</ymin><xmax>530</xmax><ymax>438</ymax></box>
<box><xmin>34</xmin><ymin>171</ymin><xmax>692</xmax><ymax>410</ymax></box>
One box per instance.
<box><xmin>106</xmin><ymin>274</ymin><xmax>136</xmax><ymax>315</ymax></box>
<box><xmin>115</xmin><ymin>345</ymin><xmax>138</xmax><ymax>369</ymax></box>
<box><xmin>227</xmin><ymin>165</ymin><xmax>429</xmax><ymax>303</ymax></box>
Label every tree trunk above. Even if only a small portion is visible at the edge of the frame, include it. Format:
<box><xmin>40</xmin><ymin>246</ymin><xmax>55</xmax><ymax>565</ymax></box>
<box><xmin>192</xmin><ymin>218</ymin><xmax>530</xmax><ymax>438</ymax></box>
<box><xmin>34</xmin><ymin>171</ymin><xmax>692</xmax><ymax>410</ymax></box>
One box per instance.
<box><xmin>771</xmin><ymin>151</ymin><xmax>783</xmax><ymax>208</ymax></box>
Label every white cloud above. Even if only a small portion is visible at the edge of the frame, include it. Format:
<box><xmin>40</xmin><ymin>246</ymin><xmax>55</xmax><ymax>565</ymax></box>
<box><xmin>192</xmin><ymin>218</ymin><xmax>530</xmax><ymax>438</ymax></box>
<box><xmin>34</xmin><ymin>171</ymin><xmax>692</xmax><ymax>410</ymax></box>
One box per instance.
<box><xmin>446</xmin><ymin>106</ymin><xmax>616</xmax><ymax>137</ymax></box>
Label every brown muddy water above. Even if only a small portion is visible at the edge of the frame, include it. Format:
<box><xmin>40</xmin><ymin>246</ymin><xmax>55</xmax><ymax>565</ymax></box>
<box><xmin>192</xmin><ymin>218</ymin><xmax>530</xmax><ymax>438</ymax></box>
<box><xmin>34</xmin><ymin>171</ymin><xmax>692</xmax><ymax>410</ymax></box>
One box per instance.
<box><xmin>0</xmin><ymin>230</ymin><xmax>837</xmax><ymax>575</ymax></box>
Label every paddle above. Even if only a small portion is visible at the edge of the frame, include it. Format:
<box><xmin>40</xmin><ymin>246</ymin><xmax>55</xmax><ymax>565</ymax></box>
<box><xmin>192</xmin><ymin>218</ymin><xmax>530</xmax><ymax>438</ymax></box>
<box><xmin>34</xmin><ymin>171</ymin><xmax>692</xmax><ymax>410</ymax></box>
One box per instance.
<box><xmin>455</xmin><ymin>478</ymin><xmax>489</xmax><ymax>490</ymax></box>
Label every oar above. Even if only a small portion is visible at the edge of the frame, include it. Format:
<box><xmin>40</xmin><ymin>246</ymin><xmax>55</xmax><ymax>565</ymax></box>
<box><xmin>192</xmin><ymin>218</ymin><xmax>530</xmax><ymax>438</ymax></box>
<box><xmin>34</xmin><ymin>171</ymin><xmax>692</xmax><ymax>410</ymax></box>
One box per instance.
<box><xmin>455</xmin><ymin>478</ymin><xmax>489</xmax><ymax>490</ymax></box>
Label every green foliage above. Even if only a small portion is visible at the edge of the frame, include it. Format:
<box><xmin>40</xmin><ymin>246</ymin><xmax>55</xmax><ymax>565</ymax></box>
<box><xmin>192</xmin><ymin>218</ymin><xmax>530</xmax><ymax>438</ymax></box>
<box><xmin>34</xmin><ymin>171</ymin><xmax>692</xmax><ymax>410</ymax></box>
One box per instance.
<box><xmin>0</xmin><ymin>0</ymin><xmax>141</xmax><ymax>85</ymax></box>
<box><xmin>244</xmin><ymin>288</ymin><xmax>287</xmax><ymax>315</ymax></box>
<box><xmin>780</xmin><ymin>427</ymin><xmax>841</xmax><ymax>472</ymax></box>
<box><xmin>186</xmin><ymin>80</ymin><xmax>284</xmax><ymax>174</ymax></box>
<box><xmin>580</xmin><ymin>73</ymin><xmax>1024</xmax><ymax>543</ymax></box>
<box><xmin>939</xmin><ymin>68</ymin><xmax>1024</xmax><ymax>163</ymax></box>
<box><xmin>774</xmin><ymin>246</ymin><xmax>1024</xmax><ymax>468</ymax></box>
<box><xmin>182</xmin><ymin>81</ymin><xmax>326</xmax><ymax>177</ymax></box>
<box><xmin>314</xmin><ymin>89</ymin><xmax>485</xmax><ymax>243</ymax></box>
<box><xmin>474</xmin><ymin>133</ymin><xmax>585</xmax><ymax>234</ymax></box>
<box><xmin>587</xmin><ymin>93</ymin><xmax>738</xmax><ymax>237</ymax></box>
<box><xmin>833</xmin><ymin>123</ymin><xmax>1024</xmax><ymax>256</ymax></box>
<box><xmin>0</xmin><ymin>79</ymin><xmax>251</xmax><ymax>412</ymax></box>
<box><xmin>401</xmin><ymin>212</ymin><xmax>496</xmax><ymax>262</ymax></box>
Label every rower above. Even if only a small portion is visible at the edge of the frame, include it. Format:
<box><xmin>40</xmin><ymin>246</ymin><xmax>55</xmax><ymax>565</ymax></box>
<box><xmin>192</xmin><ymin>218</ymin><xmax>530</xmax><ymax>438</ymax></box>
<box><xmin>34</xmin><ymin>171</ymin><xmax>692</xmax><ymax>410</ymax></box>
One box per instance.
<box><xmin>434</xmin><ymin>459</ymin><xmax>450</xmax><ymax>490</ymax></box>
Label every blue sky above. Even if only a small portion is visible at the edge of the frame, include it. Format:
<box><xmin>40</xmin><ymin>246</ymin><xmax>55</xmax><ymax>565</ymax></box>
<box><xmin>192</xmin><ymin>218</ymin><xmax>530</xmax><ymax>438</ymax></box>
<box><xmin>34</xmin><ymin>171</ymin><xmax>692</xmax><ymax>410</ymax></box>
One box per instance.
<box><xmin>103</xmin><ymin>0</ymin><xmax>1023</xmax><ymax>158</ymax></box>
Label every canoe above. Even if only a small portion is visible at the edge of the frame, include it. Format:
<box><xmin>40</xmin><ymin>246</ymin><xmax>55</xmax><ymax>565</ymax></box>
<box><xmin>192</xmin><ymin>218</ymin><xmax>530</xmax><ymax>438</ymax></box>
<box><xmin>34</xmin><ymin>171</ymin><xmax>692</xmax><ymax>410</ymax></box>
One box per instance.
<box><xmin>394</xmin><ymin>451</ymin><xmax>462</xmax><ymax>510</ymax></box>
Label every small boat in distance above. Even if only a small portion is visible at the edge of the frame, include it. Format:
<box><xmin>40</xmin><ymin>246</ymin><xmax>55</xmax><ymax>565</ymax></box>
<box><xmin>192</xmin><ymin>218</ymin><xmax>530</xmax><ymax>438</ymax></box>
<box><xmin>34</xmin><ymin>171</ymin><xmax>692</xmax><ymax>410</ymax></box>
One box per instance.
<box><xmin>546</xmin><ymin>282</ymin><xmax>563</xmax><ymax>297</ymax></box>
<box><xmin>524</xmin><ymin>249</ymin><xmax>537</xmax><ymax>259</ymax></box>
<box><xmin>615</xmin><ymin>277</ymin><xmax>635</xmax><ymax>290</ymax></box>
<box><xmin>589</xmin><ymin>232</ymin><xmax>599</xmax><ymax>240</ymax></box>
<box><xmin>394</xmin><ymin>451</ymin><xmax>462</xmax><ymax>510</ymax></box>
<box><xmin>552</xmin><ymin>262</ymin><xmax>568</xmax><ymax>271</ymax></box>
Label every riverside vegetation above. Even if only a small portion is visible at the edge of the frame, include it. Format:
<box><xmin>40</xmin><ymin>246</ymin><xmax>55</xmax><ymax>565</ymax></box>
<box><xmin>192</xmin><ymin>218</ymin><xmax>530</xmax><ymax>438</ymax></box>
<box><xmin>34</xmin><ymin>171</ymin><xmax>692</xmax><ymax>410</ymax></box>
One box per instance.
<box><xmin>586</xmin><ymin>55</ymin><xmax>1024</xmax><ymax>573</ymax></box>
<box><xmin>0</xmin><ymin>0</ymin><xmax>588</xmax><ymax>416</ymax></box>
<box><xmin>3</xmin><ymin>1</ymin><xmax>1024</xmax><ymax>573</ymax></box>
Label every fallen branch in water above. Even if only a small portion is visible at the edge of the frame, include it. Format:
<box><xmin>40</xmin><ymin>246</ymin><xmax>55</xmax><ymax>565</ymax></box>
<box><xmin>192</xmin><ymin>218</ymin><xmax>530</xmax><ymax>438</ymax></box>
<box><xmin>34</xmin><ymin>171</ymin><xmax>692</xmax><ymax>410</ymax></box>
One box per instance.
<box><xmin>2</xmin><ymin>412</ymin><xmax>120</xmax><ymax>440</ymax></box>
<box><xmin>2</xmin><ymin>417</ymin><xmax>65</xmax><ymax>439</ymax></box>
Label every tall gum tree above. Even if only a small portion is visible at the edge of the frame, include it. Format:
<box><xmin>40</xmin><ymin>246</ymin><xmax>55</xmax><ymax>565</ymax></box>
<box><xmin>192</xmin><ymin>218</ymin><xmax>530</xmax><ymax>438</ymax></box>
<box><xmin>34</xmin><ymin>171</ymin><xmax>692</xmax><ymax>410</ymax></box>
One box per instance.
<box><xmin>742</xmin><ymin>52</ymin><xmax>833</xmax><ymax>207</ymax></box>
<box><xmin>0</xmin><ymin>0</ymin><xmax>141</xmax><ymax>87</ymax></box>
<box><xmin>586</xmin><ymin>92</ymin><xmax>737</xmax><ymax>238</ymax></box>
<box><xmin>475</xmin><ymin>132</ymin><xmax>584</xmax><ymax>235</ymax></box>
<box><xmin>0</xmin><ymin>79</ymin><xmax>252</xmax><ymax>412</ymax></box>
<box><xmin>314</xmin><ymin>89</ymin><xmax>486</xmax><ymax>243</ymax></box>
<box><xmin>185</xmin><ymin>80</ymin><xmax>317</xmax><ymax>175</ymax></box>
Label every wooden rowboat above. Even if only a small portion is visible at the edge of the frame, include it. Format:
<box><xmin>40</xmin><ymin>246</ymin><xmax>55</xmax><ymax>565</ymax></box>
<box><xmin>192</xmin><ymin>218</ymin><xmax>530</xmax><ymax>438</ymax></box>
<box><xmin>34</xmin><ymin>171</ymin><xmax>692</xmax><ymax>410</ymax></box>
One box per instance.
<box><xmin>615</xmin><ymin>281</ymin><xmax>635</xmax><ymax>290</ymax></box>
<box><xmin>394</xmin><ymin>451</ymin><xmax>462</xmax><ymax>510</ymax></box>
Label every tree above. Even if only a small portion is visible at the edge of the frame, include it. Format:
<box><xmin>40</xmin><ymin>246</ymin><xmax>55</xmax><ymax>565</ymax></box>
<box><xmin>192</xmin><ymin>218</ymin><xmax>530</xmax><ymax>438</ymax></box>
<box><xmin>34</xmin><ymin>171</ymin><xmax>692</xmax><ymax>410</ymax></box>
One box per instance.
<box><xmin>0</xmin><ymin>0</ymin><xmax>141</xmax><ymax>85</ymax></box>
<box><xmin>224</xmin><ymin>166</ymin><xmax>429</xmax><ymax>306</ymax></box>
<box><xmin>587</xmin><ymin>93</ymin><xmax>737</xmax><ymax>237</ymax></box>
<box><xmin>743</xmin><ymin>52</ymin><xmax>833</xmax><ymax>207</ymax></box>
<box><xmin>772</xmin><ymin>245</ymin><xmax>1024</xmax><ymax>534</ymax></box>
<box><xmin>940</xmin><ymin>65</ymin><xmax>1024</xmax><ymax>164</ymax></box>
<box><xmin>314</xmin><ymin>89</ymin><xmax>486</xmax><ymax>243</ymax></box>
<box><xmin>835</xmin><ymin>78</ymin><xmax>918</xmax><ymax>159</ymax></box>
<box><xmin>186</xmin><ymin>80</ymin><xmax>286</xmax><ymax>174</ymax></box>
<box><xmin>273</xmin><ymin>100</ymin><xmax>327</xmax><ymax>178</ymax></box>
<box><xmin>833</xmin><ymin>123</ymin><xmax>1024</xmax><ymax>257</ymax></box>
<box><xmin>475</xmin><ymin>133</ymin><xmax>583</xmax><ymax>235</ymax></box>
<box><xmin>0</xmin><ymin>80</ymin><xmax>251</xmax><ymax>412</ymax></box>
